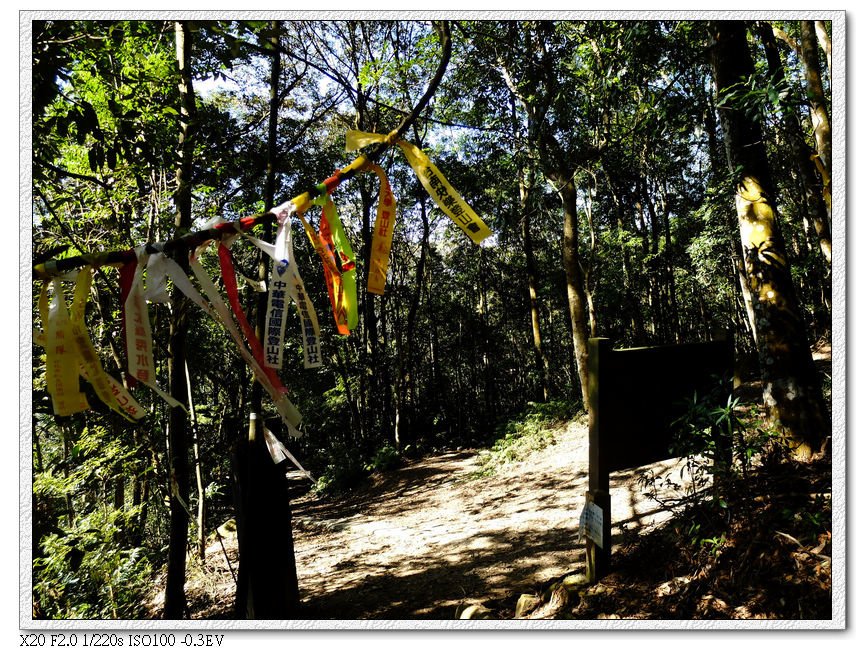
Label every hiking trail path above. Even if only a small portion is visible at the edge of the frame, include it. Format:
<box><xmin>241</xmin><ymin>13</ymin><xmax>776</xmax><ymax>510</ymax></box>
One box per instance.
<box><xmin>175</xmin><ymin>417</ymin><xmax>694</xmax><ymax>620</ymax></box>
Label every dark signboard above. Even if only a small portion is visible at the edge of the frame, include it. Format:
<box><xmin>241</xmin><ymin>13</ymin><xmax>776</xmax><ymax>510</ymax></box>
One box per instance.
<box><xmin>584</xmin><ymin>335</ymin><xmax>734</xmax><ymax>581</ymax></box>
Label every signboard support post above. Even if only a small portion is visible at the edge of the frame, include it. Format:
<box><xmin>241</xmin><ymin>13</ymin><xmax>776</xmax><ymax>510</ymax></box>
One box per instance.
<box><xmin>586</xmin><ymin>338</ymin><xmax>612</xmax><ymax>583</ymax></box>
<box><xmin>584</xmin><ymin>489</ymin><xmax>610</xmax><ymax>584</ymax></box>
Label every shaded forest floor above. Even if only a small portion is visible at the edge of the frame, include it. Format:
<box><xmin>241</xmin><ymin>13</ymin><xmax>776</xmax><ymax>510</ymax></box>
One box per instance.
<box><xmin>158</xmin><ymin>346</ymin><xmax>833</xmax><ymax>621</ymax></box>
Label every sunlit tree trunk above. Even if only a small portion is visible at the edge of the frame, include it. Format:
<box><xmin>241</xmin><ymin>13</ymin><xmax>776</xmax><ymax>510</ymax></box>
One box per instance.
<box><xmin>710</xmin><ymin>20</ymin><xmax>828</xmax><ymax>459</ymax></box>
<box><xmin>800</xmin><ymin>20</ymin><xmax>832</xmax><ymax>218</ymax></box>
<box><xmin>759</xmin><ymin>22</ymin><xmax>831</xmax><ymax>266</ymax></box>
<box><xmin>582</xmin><ymin>177</ymin><xmax>599</xmax><ymax>338</ymax></box>
<box><xmin>814</xmin><ymin>20</ymin><xmax>832</xmax><ymax>79</ymax></box>
<box><xmin>557</xmin><ymin>175</ymin><xmax>592</xmax><ymax>409</ymax></box>
<box><xmin>520</xmin><ymin>168</ymin><xmax>551</xmax><ymax>401</ymax></box>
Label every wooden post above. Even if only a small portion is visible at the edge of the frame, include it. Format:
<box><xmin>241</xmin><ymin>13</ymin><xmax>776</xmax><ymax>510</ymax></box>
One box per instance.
<box><xmin>586</xmin><ymin>338</ymin><xmax>612</xmax><ymax>583</ymax></box>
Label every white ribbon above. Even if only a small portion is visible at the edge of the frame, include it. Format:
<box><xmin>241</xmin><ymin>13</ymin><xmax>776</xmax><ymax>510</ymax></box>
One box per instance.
<box><xmin>143</xmin><ymin>251</ymin><xmax>171</xmax><ymax>303</ymax></box>
<box><xmin>244</xmin><ymin>207</ymin><xmax>322</xmax><ymax>370</ymax></box>
<box><xmin>164</xmin><ymin>246</ymin><xmax>303</xmax><ymax>437</ymax></box>
<box><xmin>263</xmin><ymin>426</ymin><xmax>314</xmax><ymax>481</ymax></box>
<box><xmin>125</xmin><ymin>249</ymin><xmax>185</xmax><ymax>410</ymax></box>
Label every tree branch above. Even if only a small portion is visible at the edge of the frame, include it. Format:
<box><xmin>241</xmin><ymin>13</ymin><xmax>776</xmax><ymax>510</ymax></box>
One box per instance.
<box><xmin>34</xmin><ymin>20</ymin><xmax>454</xmax><ymax>278</ymax></box>
<box><xmin>36</xmin><ymin>158</ymin><xmax>113</xmax><ymax>191</ymax></box>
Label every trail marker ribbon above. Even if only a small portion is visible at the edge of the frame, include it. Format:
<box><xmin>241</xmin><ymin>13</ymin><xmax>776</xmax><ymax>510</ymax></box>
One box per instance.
<box><xmin>296</xmin><ymin>197</ymin><xmax>358</xmax><ymax>336</ymax></box>
<box><xmin>40</xmin><ymin>281</ymin><xmax>89</xmax><ymax>416</ymax></box>
<box><xmin>68</xmin><ymin>268</ymin><xmax>146</xmax><ymax>420</ymax></box>
<box><xmin>243</xmin><ymin>202</ymin><xmax>322</xmax><ymax>370</ymax></box>
<box><xmin>37</xmin><ymin>278</ymin><xmax>146</xmax><ymax>420</ymax></box>
<box><xmin>346</xmin><ymin>130</ymin><xmax>492</xmax><ymax>245</ymax></box>
<box><xmin>42</xmin><ymin>266</ymin><xmax>144</xmax><ymax>421</ymax></box>
<box><xmin>124</xmin><ymin>252</ymin><xmax>184</xmax><ymax>409</ymax></box>
<box><xmin>320</xmin><ymin>197</ymin><xmax>358</xmax><ymax>334</ymax></box>
<box><xmin>367</xmin><ymin>163</ymin><xmax>397</xmax><ymax>295</ymax></box>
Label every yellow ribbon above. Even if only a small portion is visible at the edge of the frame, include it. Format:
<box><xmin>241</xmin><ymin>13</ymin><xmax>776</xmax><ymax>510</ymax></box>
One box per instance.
<box><xmin>70</xmin><ymin>267</ymin><xmax>146</xmax><ymax>421</ymax></box>
<box><xmin>346</xmin><ymin>130</ymin><xmax>492</xmax><ymax>245</ymax></box>
<box><xmin>367</xmin><ymin>163</ymin><xmax>397</xmax><ymax>295</ymax></box>
<box><xmin>41</xmin><ymin>280</ymin><xmax>89</xmax><ymax>416</ymax></box>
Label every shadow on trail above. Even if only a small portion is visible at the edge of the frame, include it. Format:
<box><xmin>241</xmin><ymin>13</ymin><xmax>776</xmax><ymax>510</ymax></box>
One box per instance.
<box><xmin>296</xmin><ymin>450</ymin><xmax>478</xmax><ymax>522</ymax></box>
<box><xmin>288</xmin><ymin>458</ymin><xmax>698</xmax><ymax>619</ymax></box>
<box><xmin>288</xmin><ymin>451</ymin><xmax>593</xmax><ymax>620</ymax></box>
<box><xmin>296</xmin><ymin>523</ymin><xmax>587</xmax><ymax>620</ymax></box>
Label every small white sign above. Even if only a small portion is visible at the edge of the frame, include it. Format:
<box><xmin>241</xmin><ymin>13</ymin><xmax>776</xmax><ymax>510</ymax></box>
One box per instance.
<box><xmin>581</xmin><ymin>501</ymin><xmax>605</xmax><ymax>549</ymax></box>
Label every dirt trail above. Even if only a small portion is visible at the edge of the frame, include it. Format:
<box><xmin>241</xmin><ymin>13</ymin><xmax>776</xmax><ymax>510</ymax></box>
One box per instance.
<box><xmin>148</xmin><ymin>344</ymin><xmax>832</xmax><ymax>621</ymax></box>
<box><xmin>178</xmin><ymin>417</ymin><xmax>693</xmax><ymax>620</ymax></box>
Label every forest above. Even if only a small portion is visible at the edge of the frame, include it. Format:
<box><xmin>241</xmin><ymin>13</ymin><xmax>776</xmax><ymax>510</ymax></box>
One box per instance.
<box><xmin>29</xmin><ymin>17</ymin><xmax>835</xmax><ymax>622</ymax></box>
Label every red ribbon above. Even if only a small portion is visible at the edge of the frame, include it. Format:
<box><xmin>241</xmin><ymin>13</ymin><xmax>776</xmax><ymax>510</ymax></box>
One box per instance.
<box><xmin>318</xmin><ymin>209</ymin><xmax>349</xmax><ymax>336</ymax></box>
<box><xmin>217</xmin><ymin>243</ymin><xmax>288</xmax><ymax>394</ymax></box>
<box><xmin>323</xmin><ymin>171</ymin><xmax>342</xmax><ymax>194</ymax></box>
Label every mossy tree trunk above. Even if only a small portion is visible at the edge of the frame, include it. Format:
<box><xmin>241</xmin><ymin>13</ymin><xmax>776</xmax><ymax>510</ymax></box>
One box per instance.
<box><xmin>709</xmin><ymin>20</ymin><xmax>829</xmax><ymax>459</ymax></box>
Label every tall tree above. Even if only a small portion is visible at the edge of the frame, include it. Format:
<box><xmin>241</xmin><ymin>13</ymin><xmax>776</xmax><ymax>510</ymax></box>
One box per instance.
<box><xmin>709</xmin><ymin>20</ymin><xmax>828</xmax><ymax>459</ymax></box>
<box><xmin>495</xmin><ymin>21</ymin><xmax>597</xmax><ymax>408</ymax></box>
<box><xmin>234</xmin><ymin>20</ymin><xmax>301</xmax><ymax>619</ymax></box>
<box><xmin>800</xmin><ymin>20</ymin><xmax>832</xmax><ymax>218</ymax></box>
<box><xmin>520</xmin><ymin>163</ymin><xmax>552</xmax><ymax>401</ymax></box>
<box><xmin>758</xmin><ymin>21</ymin><xmax>831</xmax><ymax>265</ymax></box>
<box><xmin>164</xmin><ymin>19</ymin><xmax>197</xmax><ymax>620</ymax></box>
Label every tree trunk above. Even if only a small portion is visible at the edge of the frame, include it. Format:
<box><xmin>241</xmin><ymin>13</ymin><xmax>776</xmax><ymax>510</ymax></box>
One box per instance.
<box><xmin>641</xmin><ymin>179</ymin><xmax>666</xmax><ymax>340</ymax></box>
<box><xmin>477</xmin><ymin>247</ymin><xmax>496</xmax><ymax>421</ymax></box>
<box><xmin>656</xmin><ymin>185</ymin><xmax>681</xmax><ymax>343</ymax></box>
<box><xmin>61</xmin><ymin>423</ymin><xmax>74</xmax><ymax>528</ymax></box>
<box><xmin>710</xmin><ymin>20</ymin><xmax>829</xmax><ymax>459</ymax></box>
<box><xmin>582</xmin><ymin>178</ymin><xmax>599</xmax><ymax>339</ymax></box>
<box><xmin>558</xmin><ymin>177</ymin><xmax>592</xmax><ymax>409</ymax></box>
<box><xmin>164</xmin><ymin>19</ymin><xmax>196</xmax><ymax>620</ymax></box>
<box><xmin>800</xmin><ymin>20</ymin><xmax>832</xmax><ymax>217</ymax></box>
<box><xmin>759</xmin><ymin>22</ymin><xmax>831</xmax><ymax>265</ymax></box>
<box><xmin>814</xmin><ymin>20</ymin><xmax>832</xmax><ymax>80</ymax></box>
<box><xmin>234</xmin><ymin>20</ymin><xmax>301</xmax><ymax>619</ymax></box>
<box><xmin>706</xmin><ymin>80</ymin><xmax>759</xmax><ymax>346</ymax></box>
<box><xmin>520</xmin><ymin>169</ymin><xmax>551</xmax><ymax>401</ymax></box>
<box><xmin>403</xmin><ymin>185</ymin><xmax>430</xmax><ymax>445</ymax></box>
<box><xmin>601</xmin><ymin>162</ymin><xmax>645</xmax><ymax>342</ymax></box>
